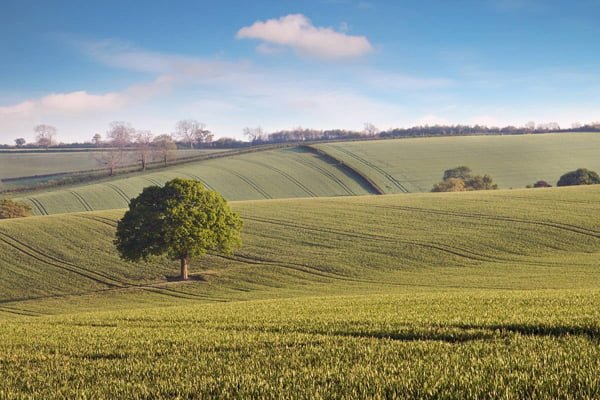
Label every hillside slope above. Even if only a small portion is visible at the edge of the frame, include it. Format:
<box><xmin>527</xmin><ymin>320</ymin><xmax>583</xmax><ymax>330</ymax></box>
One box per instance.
<box><xmin>1</xmin><ymin>186</ymin><xmax>599</xmax><ymax>316</ymax></box>
<box><xmin>14</xmin><ymin>147</ymin><xmax>376</xmax><ymax>215</ymax></box>
<box><xmin>315</xmin><ymin>132</ymin><xmax>600</xmax><ymax>193</ymax></box>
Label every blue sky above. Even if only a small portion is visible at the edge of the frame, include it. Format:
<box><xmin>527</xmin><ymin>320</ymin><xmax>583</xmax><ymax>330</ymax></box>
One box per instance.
<box><xmin>1</xmin><ymin>0</ymin><xmax>599</xmax><ymax>143</ymax></box>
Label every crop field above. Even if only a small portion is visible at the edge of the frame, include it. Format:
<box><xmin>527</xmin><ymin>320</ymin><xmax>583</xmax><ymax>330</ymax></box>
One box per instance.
<box><xmin>0</xmin><ymin>148</ymin><xmax>217</xmax><ymax>183</ymax></box>
<box><xmin>0</xmin><ymin>186</ymin><xmax>599</xmax><ymax>398</ymax></box>
<box><xmin>315</xmin><ymin>132</ymin><xmax>600</xmax><ymax>193</ymax></box>
<box><xmin>14</xmin><ymin>147</ymin><xmax>375</xmax><ymax>215</ymax></box>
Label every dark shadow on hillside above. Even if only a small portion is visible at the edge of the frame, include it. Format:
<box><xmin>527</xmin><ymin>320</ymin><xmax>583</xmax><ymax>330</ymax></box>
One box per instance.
<box><xmin>164</xmin><ymin>274</ymin><xmax>206</xmax><ymax>282</ymax></box>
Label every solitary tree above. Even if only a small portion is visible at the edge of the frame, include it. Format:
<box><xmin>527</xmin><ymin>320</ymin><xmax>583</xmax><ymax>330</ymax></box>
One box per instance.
<box><xmin>14</xmin><ymin>138</ymin><xmax>26</xmax><ymax>148</ymax></box>
<box><xmin>557</xmin><ymin>168</ymin><xmax>600</xmax><ymax>186</ymax></box>
<box><xmin>34</xmin><ymin>124</ymin><xmax>57</xmax><ymax>149</ymax></box>
<box><xmin>432</xmin><ymin>166</ymin><xmax>498</xmax><ymax>192</ymax></box>
<box><xmin>115</xmin><ymin>179</ymin><xmax>243</xmax><ymax>280</ymax></box>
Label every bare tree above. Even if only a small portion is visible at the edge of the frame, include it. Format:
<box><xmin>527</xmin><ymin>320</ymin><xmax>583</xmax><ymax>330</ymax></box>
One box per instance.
<box><xmin>363</xmin><ymin>123</ymin><xmax>379</xmax><ymax>136</ymax></box>
<box><xmin>107</xmin><ymin>121</ymin><xmax>134</xmax><ymax>149</ymax></box>
<box><xmin>174</xmin><ymin>119</ymin><xmax>211</xmax><ymax>149</ymax></box>
<box><xmin>95</xmin><ymin>149</ymin><xmax>123</xmax><ymax>176</ymax></box>
<box><xmin>524</xmin><ymin>121</ymin><xmax>536</xmax><ymax>133</ymax></box>
<box><xmin>243</xmin><ymin>126</ymin><xmax>266</xmax><ymax>143</ymax></box>
<box><xmin>153</xmin><ymin>134</ymin><xmax>177</xmax><ymax>167</ymax></box>
<box><xmin>34</xmin><ymin>124</ymin><xmax>57</xmax><ymax>149</ymax></box>
<box><xmin>135</xmin><ymin>130</ymin><xmax>154</xmax><ymax>171</ymax></box>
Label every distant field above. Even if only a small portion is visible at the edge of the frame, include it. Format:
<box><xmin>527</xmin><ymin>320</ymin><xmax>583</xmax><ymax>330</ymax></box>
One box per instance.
<box><xmin>0</xmin><ymin>186</ymin><xmax>599</xmax><ymax>398</ymax></box>
<box><xmin>315</xmin><ymin>132</ymin><xmax>600</xmax><ymax>193</ymax></box>
<box><xmin>0</xmin><ymin>148</ymin><xmax>222</xmax><ymax>185</ymax></box>
<box><xmin>14</xmin><ymin>147</ymin><xmax>375</xmax><ymax>215</ymax></box>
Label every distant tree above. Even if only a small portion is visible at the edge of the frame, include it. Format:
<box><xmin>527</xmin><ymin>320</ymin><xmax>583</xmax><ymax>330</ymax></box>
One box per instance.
<box><xmin>443</xmin><ymin>166</ymin><xmax>472</xmax><ymax>181</ymax></box>
<box><xmin>92</xmin><ymin>133</ymin><xmax>102</xmax><ymax>146</ymax></box>
<box><xmin>532</xmin><ymin>180</ymin><xmax>552</xmax><ymax>188</ymax></box>
<box><xmin>14</xmin><ymin>138</ymin><xmax>26</xmax><ymax>148</ymax></box>
<box><xmin>363</xmin><ymin>123</ymin><xmax>379</xmax><ymax>136</ymax></box>
<box><xmin>153</xmin><ymin>134</ymin><xmax>177</xmax><ymax>166</ymax></box>
<box><xmin>0</xmin><ymin>199</ymin><xmax>31</xmax><ymax>219</ymax></box>
<box><xmin>115</xmin><ymin>179</ymin><xmax>243</xmax><ymax>281</ymax></box>
<box><xmin>243</xmin><ymin>126</ymin><xmax>267</xmax><ymax>143</ymax></box>
<box><xmin>34</xmin><ymin>124</ymin><xmax>57</xmax><ymax>149</ymax></box>
<box><xmin>107</xmin><ymin>121</ymin><xmax>134</xmax><ymax>149</ymax></box>
<box><xmin>431</xmin><ymin>178</ymin><xmax>466</xmax><ymax>192</ymax></box>
<box><xmin>557</xmin><ymin>168</ymin><xmax>600</xmax><ymax>186</ymax></box>
<box><xmin>94</xmin><ymin>149</ymin><xmax>123</xmax><ymax>176</ymax></box>
<box><xmin>174</xmin><ymin>119</ymin><xmax>211</xmax><ymax>149</ymax></box>
<box><xmin>135</xmin><ymin>130</ymin><xmax>154</xmax><ymax>171</ymax></box>
<box><xmin>432</xmin><ymin>166</ymin><xmax>498</xmax><ymax>192</ymax></box>
<box><xmin>466</xmin><ymin>174</ymin><xmax>498</xmax><ymax>190</ymax></box>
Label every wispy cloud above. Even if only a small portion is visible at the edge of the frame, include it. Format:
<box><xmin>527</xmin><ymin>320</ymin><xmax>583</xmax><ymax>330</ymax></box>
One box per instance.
<box><xmin>236</xmin><ymin>14</ymin><xmax>374</xmax><ymax>60</ymax></box>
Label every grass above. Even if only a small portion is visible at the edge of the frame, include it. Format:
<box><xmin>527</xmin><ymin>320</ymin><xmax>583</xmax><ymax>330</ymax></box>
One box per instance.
<box><xmin>0</xmin><ymin>149</ymin><xmax>215</xmax><ymax>183</ymax></box>
<box><xmin>14</xmin><ymin>147</ymin><xmax>375</xmax><ymax>215</ymax></box>
<box><xmin>0</xmin><ymin>185</ymin><xmax>599</xmax><ymax>398</ymax></box>
<box><xmin>315</xmin><ymin>132</ymin><xmax>600</xmax><ymax>193</ymax></box>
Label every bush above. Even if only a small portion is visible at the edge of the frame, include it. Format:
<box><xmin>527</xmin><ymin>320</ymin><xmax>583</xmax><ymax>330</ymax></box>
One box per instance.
<box><xmin>0</xmin><ymin>199</ymin><xmax>32</xmax><ymax>219</ymax></box>
<box><xmin>557</xmin><ymin>168</ymin><xmax>600</xmax><ymax>186</ymax></box>
<box><xmin>532</xmin><ymin>180</ymin><xmax>552</xmax><ymax>188</ymax></box>
<box><xmin>432</xmin><ymin>167</ymin><xmax>498</xmax><ymax>192</ymax></box>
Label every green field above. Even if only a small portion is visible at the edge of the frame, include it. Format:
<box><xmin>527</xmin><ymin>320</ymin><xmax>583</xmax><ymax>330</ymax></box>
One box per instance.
<box><xmin>316</xmin><ymin>133</ymin><xmax>600</xmax><ymax>193</ymax></box>
<box><xmin>10</xmin><ymin>133</ymin><xmax>600</xmax><ymax>215</ymax></box>
<box><xmin>1</xmin><ymin>186</ymin><xmax>599</xmax><ymax>398</ymax></box>
<box><xmin>0</xmin><ymin>148</ymin><xmax>223</xmax><ymax>191</ymax></box>
<box><xmin>14</xmin><ymin>147</ymin><xmax>375</xmax><ymax>215</ymax></box>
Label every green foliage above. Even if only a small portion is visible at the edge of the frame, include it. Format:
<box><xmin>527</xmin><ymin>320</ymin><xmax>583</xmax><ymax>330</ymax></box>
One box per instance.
<box><xmin>115</xmin><ymin>179</ymin><xmax>242</xmax><ymax>277</ymax></box>
<box><xmin>532</xmin><ymin>180</ymin><xmax>552</xmax><ymax>188</ymax></box>
<box><xmin>431</xmin><ymin>167</ymin><xmax>498</xmax><ymax>192</ymax></box>
<box><xmin>557</xmin><ymin>168</ymin><xmax>600</xmax><ymax>186</ymax></box>
<box><xmin>0</xmin><ymin>199</ymin><xmax>31</xmax><ymax>219</ymax></box>
<box><xmin>442</xmin><ymin>165</ymin><xmax>472</xmax><ymax>181</ymax></box>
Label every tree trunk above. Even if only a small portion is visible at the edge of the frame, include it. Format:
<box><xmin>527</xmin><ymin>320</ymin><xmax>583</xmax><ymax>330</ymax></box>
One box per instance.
<box><xmin>180</xmin><ymin>255</ymin><xmax>190</xmax><ymax>281</ymax></box>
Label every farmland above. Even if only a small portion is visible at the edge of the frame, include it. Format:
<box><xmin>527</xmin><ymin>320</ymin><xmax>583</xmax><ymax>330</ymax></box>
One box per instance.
<box><xmin>8</xmin><ymin>133</ymin><xmax>600</xmax><ymax>215</ymax></box>
<box><xmin>13</xmin><ymin>147</ymin><xmax>375</xmax><ymax>215</ymax></box>
<box><xmin>0</xmin><ymin>186</ymin><xmax>599</xmax><ymax>397</ymax></box>
<box><xmin>0</xmin><ymin>148</ymin><xmax>216</xmax><ymax>180</ymax></box>
<box><xmin>315</xmin><ymin>132</ymin><xmax>600</xmax><ymax>193</ymax></box>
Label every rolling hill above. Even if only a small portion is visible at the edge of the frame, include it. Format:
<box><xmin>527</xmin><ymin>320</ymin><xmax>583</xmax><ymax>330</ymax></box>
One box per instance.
<box><xmin>1</xmin><ymin>185</ymin><xmax>599</xmax><ymax>316</ymax></box>
<box><xmin>9</xmin><ymin>133</ymin><xmax>600</xmax><ymax>215</ymax></box>
<box><xmin>315</xmin><ymin>132</ymin><xmax>600</xmax><ymax>193</ymax></box>
<box><xmin>1</xmin><ymin>186</ymin><xmax>599</xmax><ymax>398</ymax></box>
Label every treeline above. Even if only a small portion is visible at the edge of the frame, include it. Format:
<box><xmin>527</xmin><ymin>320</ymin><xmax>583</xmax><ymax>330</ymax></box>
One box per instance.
<box><xmin>4</xmin><ymin>121</ymin><xmax>600</xmax><ymax>150</ymax></box>
<box><xmin>242</xmin><ymin>121</ymin><xmax>600</xmax><ymax>145</ymax></box>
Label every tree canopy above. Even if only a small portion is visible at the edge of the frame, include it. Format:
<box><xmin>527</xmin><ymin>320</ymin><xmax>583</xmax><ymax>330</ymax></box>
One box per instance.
<box><xmin>557</xmin><ymin>168</ymin><xmax>600</xmax><ymax>186</ymax></box>
<box><xmin>432</xmin><ymin>166</ymin><xmax>498</xmax><ymax>192</ymax></box>
<box><xmin>115</xmin><ymin>178</ymin><xmax>242</xmax><ymax>280</ymax></box>
<box><xmin>0</xmin><ymin>200</ymin><xmax>31</xmax><ymax>219</ymax></box>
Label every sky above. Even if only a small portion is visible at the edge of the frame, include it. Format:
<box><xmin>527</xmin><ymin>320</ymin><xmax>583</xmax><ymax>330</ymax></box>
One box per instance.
<box><xmin>1</xmin><ymin>0</ymin><xmax>600</xmax><ymax>144</ymax></box>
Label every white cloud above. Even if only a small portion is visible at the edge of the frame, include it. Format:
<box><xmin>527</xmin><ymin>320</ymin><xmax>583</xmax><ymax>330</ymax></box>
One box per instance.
<box><xmin>0</xmin><ymin>91</ymin><xmax>123</xmax><ymax>116</ymax></box>
<box><xmin>236</xmin><ymin>14</ymin><xmax>373</xmax><ymax>59</ymax></box>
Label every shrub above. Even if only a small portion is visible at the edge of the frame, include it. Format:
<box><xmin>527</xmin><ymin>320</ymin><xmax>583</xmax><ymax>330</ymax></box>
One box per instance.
<box><xmin>432</xmin><ymin>167</ymin><xmax>498</xmax><ymax>192</ymax></box>
<box><xmin>0</xmin><ymin>199</ymin><xmax>32</xmax><ymax>219</ymax></box>
<box><xmin>557</xmin><ymin>168</ymin><xmax>600</xmax><ymax>186</ymax></box>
